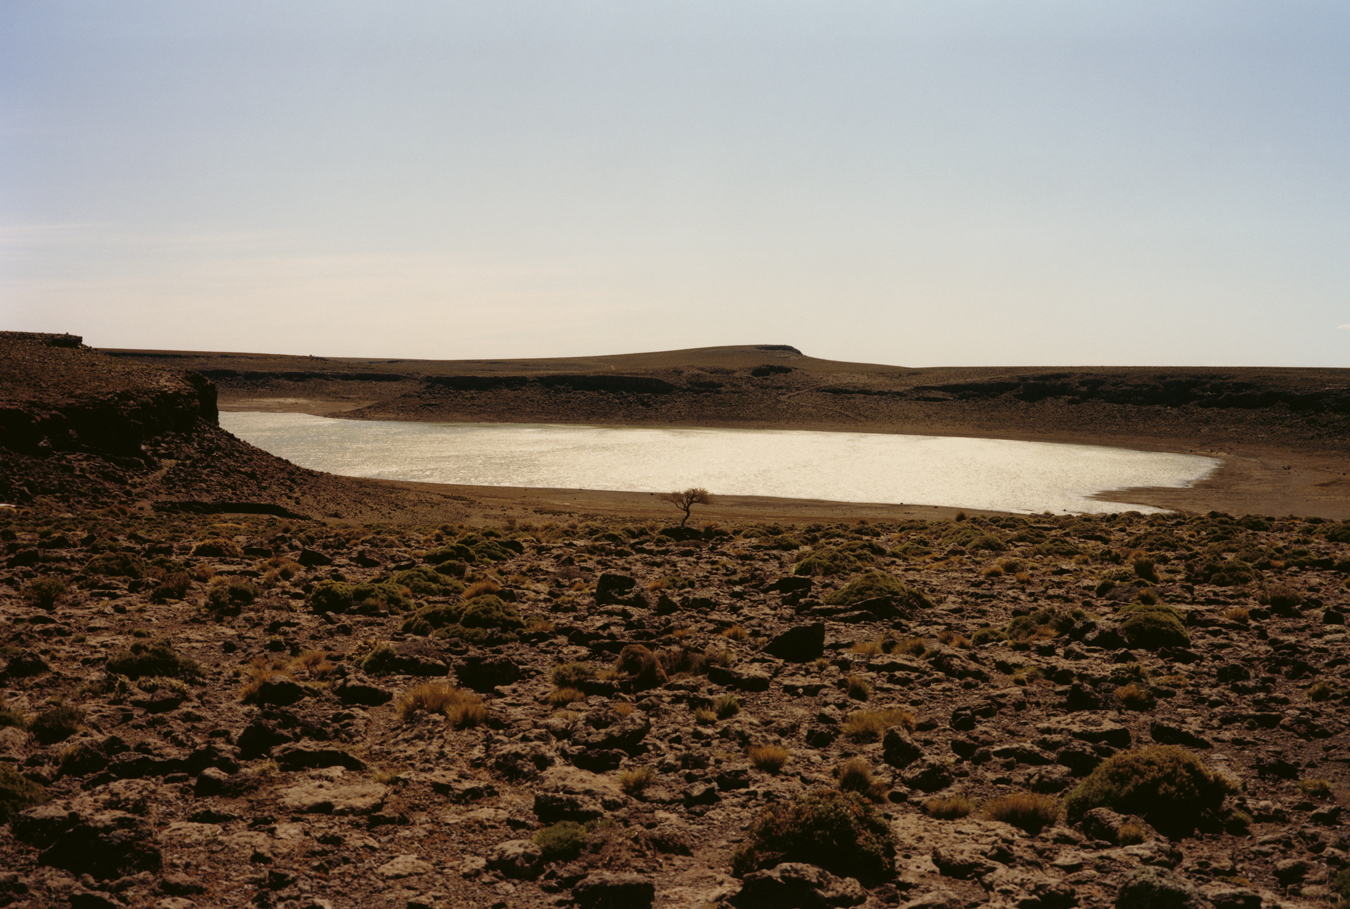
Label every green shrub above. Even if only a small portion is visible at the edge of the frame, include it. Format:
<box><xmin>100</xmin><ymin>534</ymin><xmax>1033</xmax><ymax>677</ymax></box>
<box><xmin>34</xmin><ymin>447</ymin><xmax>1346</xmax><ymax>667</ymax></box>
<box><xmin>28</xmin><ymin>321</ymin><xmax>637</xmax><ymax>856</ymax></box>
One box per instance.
<box><xmin>28</xmin><ymin>703</ymin><xmax>84</xmax><ymax>745</ymax></box>
<box><xmin>106</xmin><ymin>641</ymin><xmax>203</xmax><ymax>681</ymax></box>
<box><xmin>83</xmin><ymin>552</ymin><xmax>147</xmax><ymax>579</ymax></box>
<box><xmin>1064</xmin><ymin>745</ymin><xmax>1236</xmax><ymax>837</ymax></box>
<box><xmin>1331</xmin><ymin>864</ymin><xmax>1350</xmax><ymax>909</ymax></box>
<box><xmin>22</xmin><ymin>577</ymin><xmax>69</xmax><ymax>610</ymax></box>
<box><xmin>191</xmin><ymin>538</ymin><xmax>243</xmax><ymax>558</ymax></box>
<box><xmin>534</xmin><ymin>821</ymin><xmax>589</xmax><ymax>862</ymax></box>
<box><xmin>360</xmin><ymin>643</ymin><xmax>401</xmax><ymax>676</ymax></box>
<box><xmin>552</xmin><ymin>661</ymin><xmax>596</xmax><ymax>688</ymax></box>
<box><xmin>458</xmin><ymin>595</ymin><xmax>524</xmax><ymax>631</ymax></box>
<box><xmin>151</xmin><ymin>572</ymin><xmax>192</xmax><ymax>602</ymax></box>
<box><xmin>0</xmin><ymin>765</ymin><xmax>45</xmax><ymax>822</ymax></box>
<box><xmin>730</xmin><ymin>789</ymin><xmax>896</xmax><ymax>884</ymax></box>
<box><xmin>391</xmin><ymin>566</ymin><xmax>461</xmax><ymax>596</ymax></box>
<box><xmin>826</xmin><ymin>571</ymin><xmax>932</xmax><ymax>610</ymax></box>
<box><xmin>205</xmin><ymin>579</ymin><xmax>258</xmax><ymax>616</ymax></box>
<box><xmin>351</xmin><ymin>582</ymin><xmax>412</xmax><ymax>614</ymax></box>
<box><xmin>1119</xmin><ymin>608</ymin><xmax>1190</xmax><ymax>650</ymax></box>
<box><xmin>1006</xmin><ymin>606</ymin><xmax>1081</xmax><ymax>642</ymax></box>
<box><xmin>308</xmin><ymin>580</ymin><xmax>354</xmax><ymax>614</ymax></box>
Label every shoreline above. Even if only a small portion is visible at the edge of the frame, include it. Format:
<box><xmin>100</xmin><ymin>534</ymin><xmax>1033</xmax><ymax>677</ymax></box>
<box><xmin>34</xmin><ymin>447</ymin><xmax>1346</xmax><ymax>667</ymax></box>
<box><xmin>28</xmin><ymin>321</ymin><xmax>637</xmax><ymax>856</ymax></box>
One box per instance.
<box><xmin>218</xmin><ymin>396</ymin><xmax>1350</xmax><ymax>521</ymax></box>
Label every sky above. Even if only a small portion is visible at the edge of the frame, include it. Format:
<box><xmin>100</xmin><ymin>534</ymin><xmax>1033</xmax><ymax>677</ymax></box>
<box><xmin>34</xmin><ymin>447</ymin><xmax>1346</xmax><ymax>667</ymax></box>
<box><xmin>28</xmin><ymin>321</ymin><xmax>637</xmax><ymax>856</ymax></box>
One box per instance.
<box><xmin>2</xmin><ymin>2</ymin><xmax>1348</xmax><ymax>368</ymax></box>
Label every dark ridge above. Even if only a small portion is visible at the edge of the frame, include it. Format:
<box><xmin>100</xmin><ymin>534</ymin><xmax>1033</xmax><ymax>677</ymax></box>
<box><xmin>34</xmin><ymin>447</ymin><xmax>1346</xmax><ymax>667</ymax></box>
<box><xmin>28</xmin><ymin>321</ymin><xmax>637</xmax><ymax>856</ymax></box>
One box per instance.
<box><xmin>195</xmin><ymin>369</ymin><xmax>407</xmax><ymax>382</ymax></box>
<box><xmin>426</xmin><ymin>375</ymin><xmax>532</xmax><ymax>391</ymax></box>
<box><xmin>153</xmin><ymin>501</ymin><xmax>313</xmax><ymax>520</ymax></box>
<box><xmin>536</xmin><ymin>374</ymin><xmax>678</xmax><ymax>394</ymax></box>
<box><xmin>755</xmin><ymin>344</ymin><xmax>802</xmax><ymax>353</ymax></box>
<box><xmin>0</xmin><ymin>331</ymin><xmax>83</xmax><ymax>348</ymax></box>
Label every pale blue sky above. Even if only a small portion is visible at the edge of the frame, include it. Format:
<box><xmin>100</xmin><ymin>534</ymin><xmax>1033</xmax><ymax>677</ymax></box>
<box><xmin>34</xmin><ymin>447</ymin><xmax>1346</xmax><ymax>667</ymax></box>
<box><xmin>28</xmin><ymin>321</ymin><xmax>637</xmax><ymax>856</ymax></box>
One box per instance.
<box><xmin>3</xmin><ymin>2</ymin><xmax>1348</xmax><ymax>366</ymax></box>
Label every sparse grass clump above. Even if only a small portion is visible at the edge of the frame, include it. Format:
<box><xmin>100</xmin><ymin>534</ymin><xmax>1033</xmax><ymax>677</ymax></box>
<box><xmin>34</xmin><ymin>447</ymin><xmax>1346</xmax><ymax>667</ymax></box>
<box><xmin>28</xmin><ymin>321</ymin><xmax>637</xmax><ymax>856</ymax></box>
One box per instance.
<box><xmin>731</xmin><ymin>789</ymin><xmax>896</xmax><ymax>884</ymax></box>
<box><xmin>835</xmin><ymin>758</ymin><xmax>887</xmax><ymax>801</ymax></box>
<box><xmin>396</xmin><ymin>682</ymin><xmax>485</xmax><ymax>727</ymax></box>
<box><xmin>1307</xmin><ymin>680</ymin><xmax>1340</xmax><ymax>702</ymax></box>
<box><xmin>1115</xmin><ymin>683</ymin><xmax>1156</xmax><ymax>711</ymax></box>
<box><xmin>748</xmin><ymin>744</ymin><xmax>791</xmax><ymax>773</ymax></box>
<box><xmin>845</xmin><ymin>675</ymin><xmax>872</xmax><ymax>701</ymax></box>
<box><xmin>0</xmin><ymin>765</ymin><xmax>46</xmax><ymax>822</ymax></box>
<box><xmin>843</xmin><ymin>707</ymin><xmax>916</xmax><ymax>742</ymax></box>
<box><xmin>1064</xmin><ymin>745</ymin><xmax>1236</xmax><ymax>837</ymax></box>
<box><xmin>617</xmin><ymin>765</ymin><xmax>655</xmax><ymax>795</ymax></box>
<box><xmin>983</xmin><ymin>791</ymin><xmax>1061</xmax><ymax>834</ymax></box>
<box><xmin>547</xmin><ymin>687</ymin><xmax>586</xmax><ymax>708</ymax></box>
<box><xmin>923</xmin><ymin>794</ymin><xmax>975</xmax><ymax>819</ymax></box>
<box><xmin>1298</xmin><ymin>778</ymin><xmax>1334</xmax><ymax>800</ymax></box>
<box><xmin>713</xmin><ymin>694</ymin><xmax>741</xmax><ymax>719</ymax></box>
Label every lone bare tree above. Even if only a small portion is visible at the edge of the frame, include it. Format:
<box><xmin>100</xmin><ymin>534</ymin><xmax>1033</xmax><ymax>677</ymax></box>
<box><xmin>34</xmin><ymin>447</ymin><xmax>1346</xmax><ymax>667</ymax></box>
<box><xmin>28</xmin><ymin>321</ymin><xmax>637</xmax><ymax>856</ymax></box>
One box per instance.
<box><xmin>659</xmin><ymin>487</ymin><xmax>713</xmax><ymax>527</ymax></box>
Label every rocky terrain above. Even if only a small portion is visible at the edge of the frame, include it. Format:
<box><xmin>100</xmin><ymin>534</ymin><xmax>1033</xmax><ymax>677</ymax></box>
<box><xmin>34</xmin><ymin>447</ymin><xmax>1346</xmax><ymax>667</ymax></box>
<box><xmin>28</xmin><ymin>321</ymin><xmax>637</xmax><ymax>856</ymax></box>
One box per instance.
<box><xmin>2</xmin><ymin>332</ymin><xmax>1348</xmax><ymax>909</ymax></box>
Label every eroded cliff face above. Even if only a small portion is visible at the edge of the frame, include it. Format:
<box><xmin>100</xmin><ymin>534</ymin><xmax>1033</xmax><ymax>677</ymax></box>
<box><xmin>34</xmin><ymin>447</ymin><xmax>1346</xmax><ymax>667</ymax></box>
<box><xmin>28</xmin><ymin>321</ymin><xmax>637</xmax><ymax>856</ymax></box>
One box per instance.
<box><xmin>0</xmin><ymin>333</ymin><xmax>220</xmax><ymax>504</ymax></box>
<box><xmin>0</xmin><ymin>333</ymin><xmax>218</xmax><ymax>460</ymax></box>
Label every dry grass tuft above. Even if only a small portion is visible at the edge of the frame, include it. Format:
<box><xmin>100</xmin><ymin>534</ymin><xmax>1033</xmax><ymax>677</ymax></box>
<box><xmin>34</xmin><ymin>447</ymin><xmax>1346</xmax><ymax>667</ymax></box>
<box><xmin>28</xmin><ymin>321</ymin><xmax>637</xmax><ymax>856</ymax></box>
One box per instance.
<box><xmin>835</xmin><ymin>758</ymin><xmax>888</xmax><ymax>801</ymax></box>
<box><xmin>983</xmin><ymin>791</ymin><xmax>1062</xmax><ymax>834</ymax></box>
<box><xmin>923</xmin><ymin>793</ymin><xmax>975</xmax><ymax>819</ymax></box>
<box><xmin>748</xmin><ymin>744</ymin><xmax>791</xmax><ymax>774</ymax></box>
<box><xmin>396</xmin><ymin>681</ymin><xmax>485</xmax><ymax>727</ymax></box>
<box><xmin>617</xmin><ymin>765</ymin><xmax>655</xmax><ymax>795</ymax></box>
<box><xmin>843</xmin><ymin>707</ymin><xmax>917</xmax><ymax>742</ymax></box>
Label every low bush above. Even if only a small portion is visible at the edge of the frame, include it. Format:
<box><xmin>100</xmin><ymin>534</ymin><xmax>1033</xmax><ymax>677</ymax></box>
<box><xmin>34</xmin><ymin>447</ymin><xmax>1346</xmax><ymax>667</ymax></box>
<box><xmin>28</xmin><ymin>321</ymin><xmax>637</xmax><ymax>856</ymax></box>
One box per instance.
<box><xmin>191</xmin><ymin>538</ymin><xmax>242</xmax><ymax>558</ymax></box>
<box><xmin>1119</xmin><ymin>608</ymin><xmax>1190</xmax><ymax>650</ymax></box>
<box><xmin>151</xmin><ymin>572</ymin><xmax>192</xmax><ymax>602</ymax></box>
<box><xmin>106</xmin><ymin>641</ymin><xmax>203</xmax><ymax>681</ymax></box>
<box><xmin>205</xmin><ymin>579</ymin><xmax>258</xmax><ymax>616</ymax></box>
<box><xmin>391</xmin><ymin>566</ymin><xmax>463</xmax><ymax>596</ymax></box>
<box><xmin>308</xmin><ymin>580</ymin><xmax>355</xmax><ymax>614</ymax></box>
<box><xmin>552</xmin><ymin>661</ymin><xmax>596</xmax><ymax>688</ymax></box>
<box><xmin>534</xmin><ymin>821</ymin><xmax>589</xmax><ymax>862</ymax></box>
<box><xmin>1064</xmin><ymin>745</ymin><xmax>1236</xmax><ymax>837</ymax></box>
<box><xmin>826</xmin><ymin>571</ymin><xmax>932</xmax><ymax>610</ymax></box>
<box><xmin>731</xmin><ymin>789</ymin><xmax>896</xmax><ymax>884</ymax></box>
<box><xmin>27</xmin><ymin>703</ymin><xmax>84</xmax><ymax>745</ymax></box>
<box><xmin>83</xmin><ymin>552</ymin><xmax>147</xmax><ymax>579</ymax></box>
<box><xmin>23</xmin><ymin>577</ymin><xmax>69</xmax><ymax>610</ymax></box>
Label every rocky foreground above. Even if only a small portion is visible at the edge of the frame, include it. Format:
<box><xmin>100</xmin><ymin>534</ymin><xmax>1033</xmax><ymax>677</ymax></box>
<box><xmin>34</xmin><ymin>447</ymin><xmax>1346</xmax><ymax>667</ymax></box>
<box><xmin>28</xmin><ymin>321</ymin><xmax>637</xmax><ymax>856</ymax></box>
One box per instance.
<box><xmin>2</xmin><ymin>504</ymin><xmax>1349</xmax><ymax>909</ymax></box>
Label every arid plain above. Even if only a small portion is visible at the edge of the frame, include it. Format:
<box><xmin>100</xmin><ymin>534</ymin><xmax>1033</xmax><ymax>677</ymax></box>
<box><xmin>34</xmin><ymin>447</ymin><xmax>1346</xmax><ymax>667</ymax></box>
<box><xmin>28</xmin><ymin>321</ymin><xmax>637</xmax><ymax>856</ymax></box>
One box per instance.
<box><xmin>1</xmin><ymin>332</ymin><xmax>1348</xmax><ymax>909</ymax></box>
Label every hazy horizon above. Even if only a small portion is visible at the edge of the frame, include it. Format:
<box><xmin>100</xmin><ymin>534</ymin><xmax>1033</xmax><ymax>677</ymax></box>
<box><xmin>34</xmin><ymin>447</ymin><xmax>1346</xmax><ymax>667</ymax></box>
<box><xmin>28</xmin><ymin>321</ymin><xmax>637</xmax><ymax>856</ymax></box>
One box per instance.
<box><xmin>3</xmin><ymin>2</ymin><xmax>1348</xmax><ymax>368</ymax></box>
